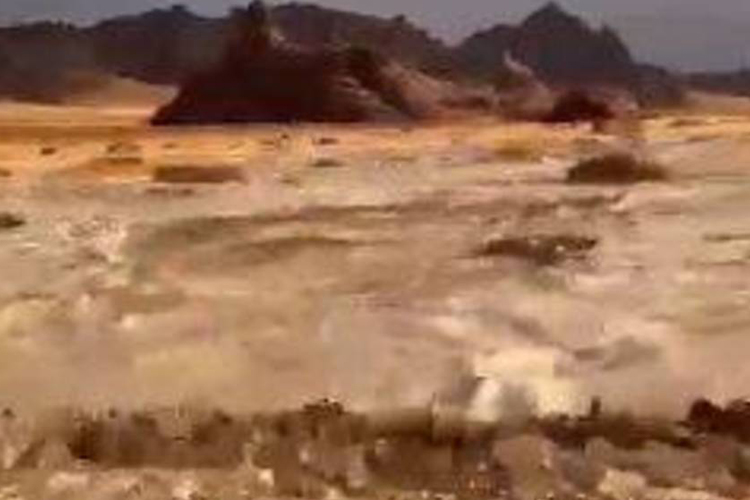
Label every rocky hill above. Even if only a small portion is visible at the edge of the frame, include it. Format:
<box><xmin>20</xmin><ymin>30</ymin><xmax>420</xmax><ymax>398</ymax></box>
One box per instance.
<box><xmin>270</xmin><ymin>4</ymin><xmax>455</xmax><ymax>76</ymax></box>
<box><xmin>151</xmin><ymin>1</ymin><xmax>491</xmax><ymax>124</ymax></box>
<box><xmin>0</xmin><ymin>3</ymin><xmax>454</xmax><ymax>102</ymax></box>
<box><xmin>85</xmin><ymin>5</ymin><xmax>227</xmax><ymax>85</ymax></box>
<box><xmin>456</xmin><ymin>2</ymin><xmax>684</xmax><ymax>106</ymax></box>
<box><xmin>0</xmin><ymin>1</ymin><xmax>683</xmax><ymax>107</ymax></box>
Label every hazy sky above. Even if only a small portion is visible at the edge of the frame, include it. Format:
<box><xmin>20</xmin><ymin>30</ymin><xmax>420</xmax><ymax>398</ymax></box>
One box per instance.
<box><xmin>1</xmin><ymin>0</ymin><xmax>750</xmax><ymax>71</ymax></box>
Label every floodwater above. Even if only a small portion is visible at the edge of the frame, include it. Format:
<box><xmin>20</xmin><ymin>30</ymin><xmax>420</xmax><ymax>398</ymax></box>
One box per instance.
<box><xmin>0</xmin><ymin>105</ymin><xmax>750</xmax><ymax>423</ymax></box>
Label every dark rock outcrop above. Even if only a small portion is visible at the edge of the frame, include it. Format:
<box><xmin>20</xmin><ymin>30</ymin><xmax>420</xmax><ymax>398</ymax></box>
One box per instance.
<box><xmin>544</xmin><ymin>90</ymin><xmax>615</xmax><ymax>124</ymax></box>
<box><xmin>152</xmin><ymin>1</ymin><xmax>489</xmax><ymax>124</ymax></box>
<box><xmin>271</xmin><ymin>5</ymin><xmax>455</xmax><ymax>76</ymax></box>
<box><xmin>511</xmin><ymin>3</ymin><xmax>636</xmax><ymax>90</ymax></box>
<box><xmin>455</xmin><ymin>24</ymin><xmax>516</xmax><ymax>80</ymax></box>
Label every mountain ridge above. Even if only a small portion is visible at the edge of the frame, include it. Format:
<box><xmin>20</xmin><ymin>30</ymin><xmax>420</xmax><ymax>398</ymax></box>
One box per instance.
<box><xmin>0</xmin><ymin>1</ymin><xmax>684</xmax><ymax>107</ymax></box>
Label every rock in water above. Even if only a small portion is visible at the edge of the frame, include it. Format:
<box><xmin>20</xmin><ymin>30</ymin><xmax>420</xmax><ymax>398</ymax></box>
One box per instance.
<box><xmin>475</xmin><ymin>234</ymin><xmax>598</xmax><ymax>266</ymax></box>
<box><xmin>544</xmin><ymin>90</ymin><xmax>615</xmax><ymax>123</ymax></box>
<box><xmin>152</xmin><ymin>165</ymin><xmax>247</xmax><ymax>184</ymax></box>
<box><xmin>0</xmin><ymin>213</ymin><xmax>25</xmax><ymax>230</ymax></box>
<box><xmin>566</xmin><ymin>153</ymin><xmax>668</xmax><ymax>184</ymax></box>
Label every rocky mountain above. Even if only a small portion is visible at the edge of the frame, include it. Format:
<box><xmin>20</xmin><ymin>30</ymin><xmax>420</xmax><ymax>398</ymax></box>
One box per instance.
<box><xmin>0</xmin><ymin>1</ymin><xmax>683</xmax><ymax>107</ymax></box>
<box><xmin>0</xmin><ymin>3</ymin><xmax>455</xmax><ymax>102</ymax></box>
<box><xmin>456</xmin><ymin>2</ymin><xmax>684</xmax><ymax>106</ymax></box>
<box><xmin>270</xmin><ymin>4</ymin><xmax>455</xmax><ymax>76</ymax></box>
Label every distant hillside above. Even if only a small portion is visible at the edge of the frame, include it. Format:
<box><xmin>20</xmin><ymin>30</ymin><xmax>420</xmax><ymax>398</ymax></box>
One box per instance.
<box><xmin>0</xmin><ymin>1</ymin><xmax>683</xmax><ymax>107</ymax></box>
<box><xmin>0</xmin><ymin>3</ymin><xmax>455</xmax><ymax>102</ymax></box>
<box><xmin>86</xmin><ymin>5</ymin><xmax>226</xmax><ymax>85</ymax></box>
<box><xmin>271</xmin><ymin>4</ymin><xmax>455</xmax><ymax>76</ymax></box>
<box><xmin>688</xmin><ymin>70</ymin><xmax>750</xmax><ymax>98</ymax></box>
<box><xmin>0</xmin><ymin>22</ymin><xmax>94</xmax><ymax>102</ymax></box>
<box><xmin>456</xmin><ymin>2</ymin><xmax>684</xmax><ymax>106</ymax></box>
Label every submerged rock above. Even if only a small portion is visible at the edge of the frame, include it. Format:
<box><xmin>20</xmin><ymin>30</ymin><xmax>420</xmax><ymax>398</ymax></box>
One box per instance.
<box><xmin>475</xmin><ymin>234</ymin><xmax>598</xmax><ymax>266</ymax></box>
<box><xmin>566</xmin><ymin>153</ymin><xmax>668</xmax><ymax>184</ymax></box>
<box><xmin>0</xmin><ymin>213</ymin><xmax>25</xmax><ymax>230</ymax></box>
<box><xmin>152</xmin><ymin>165</ymin><xmax>247</xmax><ymax>184</ymax></box>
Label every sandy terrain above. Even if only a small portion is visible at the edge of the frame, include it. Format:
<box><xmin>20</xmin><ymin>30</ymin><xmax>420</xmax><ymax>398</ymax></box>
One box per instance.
<box><xmin>0</xmin><ymin>97</ymin><xmax>750</xmax><ymax>421</ymax></box>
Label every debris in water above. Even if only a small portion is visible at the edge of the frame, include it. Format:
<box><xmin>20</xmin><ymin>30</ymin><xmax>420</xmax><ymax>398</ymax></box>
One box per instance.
<box><xmin>475</xmin><ymin>234</ymin><xmax>598</xmax><ymax>265</ymax></box>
